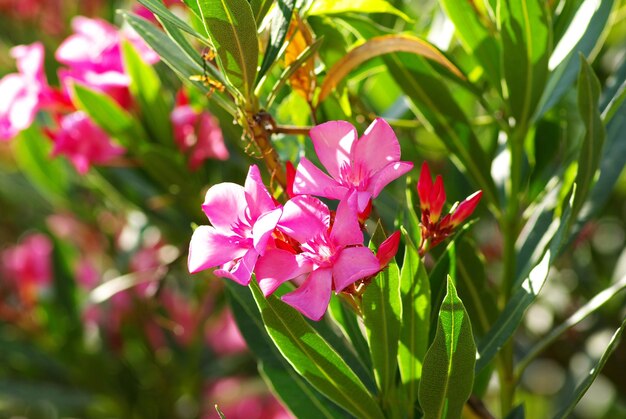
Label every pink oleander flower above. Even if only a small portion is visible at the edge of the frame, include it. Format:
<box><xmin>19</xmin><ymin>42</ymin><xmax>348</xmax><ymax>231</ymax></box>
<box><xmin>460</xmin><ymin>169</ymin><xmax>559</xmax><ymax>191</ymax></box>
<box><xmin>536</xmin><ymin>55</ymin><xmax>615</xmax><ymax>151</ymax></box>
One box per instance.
<box><xmin>206</xmin><ymin>308</ymin><xmax>248</xmax><ymax>355</ymax></box>
<box><xmin>171</xmin><ymin>91</ymin><xmax>229</xmax><ymax>170</ymax></box>
<box><xmin>1</xmin><ymin>233</ymin><xmax>53</xmax><ymax>306</ymax></box>
<box><xmin>49</xmin><ymin>111</ymin><xmax>125</xmax><ymax>174</ymax></box>
<box><xmin>255</xmin><ymin>192</ymin><xmax>380</xmax><ymax>321</ymax></box>
<box><xmin>188</xmin><ymin>165</ymin><xmax>282</xmax><ymax>285</ymax></box>
<box><xmin>56</xmin><ymin>16</ymin><xmax>159</xmax><ymax>108</ymax></box>
<box><xmin>0</xmin><ymin>42</ymin><xmax>54</xmax><ymax>141</ymax></box>
<box><xmin>417</xmin><ymin>161</ymin><xmax>482</xmax><ymax>251</ymax></box>
<box><xmin>293</xmin><ymin>118</ymin><xmax>413</xmax><ymax>214</ymax></box>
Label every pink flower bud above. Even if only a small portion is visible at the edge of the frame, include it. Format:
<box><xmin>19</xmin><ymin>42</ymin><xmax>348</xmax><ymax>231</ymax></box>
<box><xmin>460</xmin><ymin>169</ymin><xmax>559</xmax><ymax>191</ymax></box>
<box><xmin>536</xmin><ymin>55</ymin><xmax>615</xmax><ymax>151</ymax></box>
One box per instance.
<box><xmin>417</xmin><ymin>161</ymin><xmax>433</xmax><ymax>212</ymax></box>
<box><xmin>429</xmin><ymin>175</ymin><xmax>446</xmax><ymax>223</ymax></box>
<box><xmin>443</xmin><ymin>190</ymin><xmax>482</xmax><ymax>229</ymax></box>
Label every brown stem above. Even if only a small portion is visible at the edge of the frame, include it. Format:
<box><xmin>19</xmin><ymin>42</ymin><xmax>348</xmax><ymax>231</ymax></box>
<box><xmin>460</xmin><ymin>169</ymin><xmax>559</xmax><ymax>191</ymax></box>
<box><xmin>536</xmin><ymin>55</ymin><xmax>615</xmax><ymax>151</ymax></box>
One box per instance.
<box><xmin>467</xmin><ymin>395</ymin><xmax>496</xmax><ymax>419</ymax></box>
<box><xmin>271</xmin><ymin>125</ymin><xmax>312</xmax><ymax>136</ymax></box>
<box><xmin>248</xmin><ymin>111</ymin><xmax>288</xmax><ymax>191</ymax></box>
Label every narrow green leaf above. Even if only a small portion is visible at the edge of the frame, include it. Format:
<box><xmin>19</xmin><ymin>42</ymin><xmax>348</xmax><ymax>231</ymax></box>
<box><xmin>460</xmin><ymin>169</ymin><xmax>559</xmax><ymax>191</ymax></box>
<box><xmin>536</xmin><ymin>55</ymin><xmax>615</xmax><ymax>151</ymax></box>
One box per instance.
<box><xmin>384</xmin><ymin>53</ymin><xmax>499</xmax><ymax>211</ymax></box>
<box><xmin>181</xmin><ymin>0</ymin><xmax>201</xmax><ymax>19</ymax></box>
<box><xmin>226</xmin><ymin>282</ymin><xmax>346</xmax><ymax>419</ymax></box>
<box><xmin>439</xmin><ymin>0</ymin><xmax>501</xmax><ymax>92</ymax></box>
<box><xmin>362</xmin><ymin>261</ymin><xmax>402</xmax><ymax>396</ymax></box>
<box><xmin>266</xmin><ymin>37</ymin><xmax>323</xmax><ymax>108</ymax></box>
<box><xmin>398</xmin><ymin>239</ymin><xmax>430</xmax><ymax>407</ymax></box>
<box><xmin>308</xmin><ymin>0</ymin><xmax>411</xmax><ymax>22</ymax></box>
<box><xmin>506</xmin><ymin>404</ymin><xmax>525</xmax><ymax>419</ymax></box>
<box><xmin>249</xmin><ymin>281</ymin><xmax>384</xmax><ymax>419</ymax></box>
<box><xmin>121</xmin><ymin>40</ymin><xmax>172</xmax><ymax>146</ymax></box>
<box><xmin>571</xmin><ymin>55</ymin><xmax>606</xmax><ymax>220</ymax></box>
<box><xmin>70</xmin><ymin>83</ymin><xmax>142</xmax><ymax>149</ymax></box>
<box><xmin>122</xmin><ymin>11</ymin><xmax>236</xmax><ymax>115</ymax></box>
<box><xmin>419</xmin><ymin>277</ymin><xmax>476</xmax><ymax>419</ymax></box>
<box><xmin>553</xmin><ymin>318</ymin><xmax>626</xmax><ymax>419</ymax></box>
<box><xmin>535</xmin><ymin>0</ymin><xmax>614</xmax><ymax>119</ymax></box>
<box><xmin>500</xmin><ymin>0</ymin><xmax>552</xmax><ymax>126</ymax></box>
<box><xmin>257</xmin><ymin>0</ymin><xmax>295</xmax><ymax>82</ymax></box>
<box><xmin>196</xmin><ymin>0</ymin><xmax>259</xmax><ymax>99</ymax></box>
<box><xmin>250</xmin><ymin>0</ymin><xmax>274</xmax><ymax>24</ymax></box>
<box><xmin>137</xmin><ymin>0</ymin><xmax>207</xmax><ymax>40</ymax></box>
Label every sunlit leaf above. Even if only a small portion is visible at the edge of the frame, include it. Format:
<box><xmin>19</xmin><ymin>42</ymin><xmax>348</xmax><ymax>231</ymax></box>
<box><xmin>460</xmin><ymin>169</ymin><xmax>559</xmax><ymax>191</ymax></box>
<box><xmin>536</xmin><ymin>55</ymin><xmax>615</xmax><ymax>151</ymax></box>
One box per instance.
<box><xmin>257</xmin><ymin>0</ymin><xmax>296</xmax><ymax>82</ymax></box>
<box><xmin>308</xmin><ymin>0</ymin><xmax>411</xmax><ymax>22</ymax></box>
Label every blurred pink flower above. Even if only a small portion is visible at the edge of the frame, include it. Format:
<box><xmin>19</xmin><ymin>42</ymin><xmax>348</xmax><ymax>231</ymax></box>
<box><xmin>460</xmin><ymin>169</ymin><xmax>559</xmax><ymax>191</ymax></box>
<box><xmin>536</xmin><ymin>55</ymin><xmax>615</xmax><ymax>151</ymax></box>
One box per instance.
<box><xmin>56</xmin><ymin>16</ymin><xmax>159</xmax><ymax>107</ymax></box>
<box><xmin>293</xmin><ymin>118</ymin><xmax>413</xmax><ymax>214</ymax></box>
<box><xmin>188</xmin><ymin>165</ymin><xmax>282</xmax><ymax>285</ymax></box>
<box><xmin>0</xmin><ymin>42</ymin><xmax>54</xmax><ymax>140</ymax></box>
<box><xmin>206</xmin><ymin>309</ymin><xmax>247</xmax><ymax>355</ymax></box>
<box><xmin>2</xmin><ymin>233</ymin><xmax>53</xmax><ymax>305</ymax></box>
<box><xmin>171</xmin><ymin>92</ymin><xmax>229</xmax><ymax>170</ymax></box>
<box><xmin>49</xmin><ymin>111</ymin><xmax>125</xmax><ymax>174</ymax></box>
<box><xmin>205</xmin><ymin>378</ymin><xmax>291</xmax><ymax>419</ymax></box>
<box><xmin>256</xmin><ymin>192</ymin><xmax>380</xmax><ymax>321</ymax></box>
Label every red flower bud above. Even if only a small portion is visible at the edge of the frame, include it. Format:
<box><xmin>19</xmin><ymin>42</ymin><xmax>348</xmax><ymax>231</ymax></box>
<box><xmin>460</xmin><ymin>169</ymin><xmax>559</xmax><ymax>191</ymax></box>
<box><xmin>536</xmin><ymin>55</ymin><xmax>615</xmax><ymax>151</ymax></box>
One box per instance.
<box><xmin>442</xmin><ymin>190</ymin><xmax>482</xmax><ymax>229</ymax></box>
<box><xmin>417</xmin><ymin>161</ymin><xmax>433</xmax><ymax>212</ymax></box>
<box><xmin>429</xmin><ymin>175</ymin><xmax>446</xmax><ymax>223</ymax></box>
<box><xmin>376</xmin><ymin>231</ymin><xmax>401</xmax><ymax>267</ymax></box>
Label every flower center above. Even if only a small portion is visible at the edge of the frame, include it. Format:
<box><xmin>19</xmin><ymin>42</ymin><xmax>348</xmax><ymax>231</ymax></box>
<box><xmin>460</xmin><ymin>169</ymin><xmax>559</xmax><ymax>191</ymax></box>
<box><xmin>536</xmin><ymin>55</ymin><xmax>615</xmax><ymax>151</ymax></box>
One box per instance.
<box><xmin>339</xmin><ymin>161</ymin><xmax>370</xmax><ymax>190</ymax></box>
<box><xmin>300</xmin><ymin>232</ymin><xmax>336</xmax><ymax>267</ymax></box>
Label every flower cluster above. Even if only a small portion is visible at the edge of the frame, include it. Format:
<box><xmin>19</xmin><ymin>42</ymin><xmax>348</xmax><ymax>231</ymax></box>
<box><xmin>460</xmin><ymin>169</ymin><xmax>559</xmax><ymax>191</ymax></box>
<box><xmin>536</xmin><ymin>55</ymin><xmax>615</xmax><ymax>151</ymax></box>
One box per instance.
<box><xmin>416</xmin><ymin>161</ymin><xmax>482</xmax><ymax>253</ymax></box>
<box><xmin>189</xmin><ymin>118</ymin><xmax>411</xmax><ymax>320</ymax></box>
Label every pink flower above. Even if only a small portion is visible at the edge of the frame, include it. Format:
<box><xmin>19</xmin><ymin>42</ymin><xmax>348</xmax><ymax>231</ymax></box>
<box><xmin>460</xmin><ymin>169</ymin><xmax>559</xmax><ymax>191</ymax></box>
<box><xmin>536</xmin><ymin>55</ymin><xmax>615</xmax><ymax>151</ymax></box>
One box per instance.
<box><xmin>171</xmin><ymin>93</ymin><xmax>229</xmax><ymax>170</ymax></box>
<box><xmin>416</xmin><ymin>161</ymin><xmax>482</xmax><ymax>250</ymax></box>
<box><xmin>206</xmin><ymin>309</ymin><xmax>248</xmax><ymax>355</ymax></box>
<box><xmin>205</xmin><ymin>378</ymin><xmax>290</xmax><ymax>419</ymax></box>
<box><xmin>49</xmin><ymin>111</ymin><xmax>125</xmax><ymax>174</ymax></box>
<box><xmin>0</xmin><ymin>42</ymin><xmax>53</xmax><ymax>140</ymax></box>
<box><xmin>293</xmin><ymin>118</ymin><xmax>413</xmax><ymax>213</ymax></box>
<box><xmin>188</xmin><ymin>165</ymin><xmax>282</xmax><ymax>285</ymax></box>
<box><xmin>376</xmin><ymin>231</ymin><xmax>401</xmax><ymax>268</ymax></box>
<box><xmin>256</xmin><ymin>192</ymin><xmax>380</xmax><ymax>321</ymax></box>
<box><xmin>2</xmin><ymin>233</ymin><xmax>53</xmax><ymax>305</ymax></box>
<box><xmin>56</xmin><ymin>16</ymin><xmax>158</xmax><ymax>107</ymax></box>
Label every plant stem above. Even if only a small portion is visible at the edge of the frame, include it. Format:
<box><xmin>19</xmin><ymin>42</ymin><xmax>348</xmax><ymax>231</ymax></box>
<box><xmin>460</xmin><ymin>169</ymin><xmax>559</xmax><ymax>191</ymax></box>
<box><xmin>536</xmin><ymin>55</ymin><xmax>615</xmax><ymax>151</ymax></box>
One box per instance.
<box><xmin>271</xmin><ymin>124</ymin><xmax>312</xmax><ymax>136</ymax></box>
<box><xmin>247</xmin><ymin>111</ymin><xmax>288</xmax><ymax>191</ymax></box>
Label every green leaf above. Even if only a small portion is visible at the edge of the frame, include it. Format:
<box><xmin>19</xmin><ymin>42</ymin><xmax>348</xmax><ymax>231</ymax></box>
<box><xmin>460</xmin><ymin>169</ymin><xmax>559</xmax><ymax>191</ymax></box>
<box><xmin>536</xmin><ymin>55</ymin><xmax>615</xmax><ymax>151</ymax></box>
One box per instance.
<box><xmin>196</xmin><ymin>0</ymin><xmax>259</xmax><ymax>99</ymax></box>
<box><xmin>249</xmin><ymin>280</ymin><xmax>384</xmax><ymax>419</ymax></box>
<box><xmin>70</xmin><ymin>83</ymin><xmax>142</xmax><ymax>149</ymax></box>
<box><xmin>257</xmin><ymin>0</ymin><xmax>295</xmax><ymax>82</ymax></box>
<box><xmin>226</xmin><ymin>282</ymin><xmax>346</xmax><ymax>419</ymax></box>
<box><xmin>535</xmin><ymin>0</ymin><xmax>614</xmax><ymax>119</ymax></box>
<box><xmin>250</xmin><ymin>0</ymin><xmax>274</xmax><ymax>24</ymax></box>
<box><xmin>439</xmin><ymin>0</ymin><xmax>501</xmax><ymax>92</ymax></box>
<box><xmin>571</xmin><ymin>55</ymin><xmax>606</xmax><ymax>220</ymax></box>
<box><xmin>553</xmin><ymin>318</ymin><xmax>626</xmax><ymax>419</ymax></box>
<box><xmin>308</xmin><ymin>0</ymin><xmax>411</xmax><ymax>22</ymax></box>
<box><xmin>418</xmin><ymin>277</ymin><xmax>476</xmax><ymax>419</ymax></box>
<box><xmin>11</xmin><ymin>126</ymin><xmax>71</xmax><ymax>204</ymax></box>
<box><xmin>384</xmin><ymin>53</ymin><xmax>499</xmax><ymax>211</ymax></box>
<box><xmin>122</xmin><ymin>11</ymin><xmax>236</xmax><ymax>115</ymax></box>
<box><xmin>362</xmin><ymin>260</ymin><xmax>402</xmax><ymax>397</ymax></box>
<box><xmin>121</xmin><ymin>40</ymin><xmax>172</xmax><ymax>146</ymax></box>
<box><xmin>266</xmin><ymin>37</ymin><xmax>323</xmax><ymax>108</ymax></box>
<box><xmin>327</xmin><ymin>297</ymin><xmax>373</xmax><ymax>374</ymax></box>
<box><xmin>181</xmin><ymin>0</ymin><xmax>201</xmax><ymax>19</ymax></box>
<box><xmin>398</xmin><ymin>238</ymin><xmax>430</xmax><ymax>407</ymax></box>
<box><xmin>499</xmin><ymin>0</ymin><xmax>552</xmax><ymax>126</ymax></box>
<box><xmin>137</xmin><ymin>0</ymin><xmax>207</xmax><ymax>40</ymax></box>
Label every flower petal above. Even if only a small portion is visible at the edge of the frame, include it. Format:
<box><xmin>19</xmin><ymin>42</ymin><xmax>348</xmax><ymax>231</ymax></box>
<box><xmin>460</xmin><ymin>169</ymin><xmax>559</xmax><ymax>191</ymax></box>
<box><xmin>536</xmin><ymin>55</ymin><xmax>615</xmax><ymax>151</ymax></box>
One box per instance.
<box><xmin>353</xmin><ymin>118</ymin><xmax>401</xmax><ymax>174</ymax></box>
<box><xmin>330</xmin><ymin>191</ymin><xmax>363</xmax><ymax>247</ymax></box>
<box><xmin>309</xmin><ymin>120</ymin><xmax>357</xmax><ymax>180</ymax></box>
<box><xmin>368</xmin><ymin>161</ymin><xmax>414</xmax><ymax>198</ymax></box>
<box><xmin>293</xmin><ymin>157</ymin><xmax>347</xmax><ymax>199</ymax></box>
<box><xmin>332</xmin><ymin>246</ymin><xmax>380</xmax><ymax>291</ymax></box>
<box><xmin>255</xmin><ymin>249</ymin><xmax>312</xmax><ymax>296</ymax></box>
<box><xmin>245</xmin><ymin>164</ymin><xmax>276</xmax><ymax>219</ymax></box>
<box><xmin>278</xmin><ymin>195</ymin><xmax>330</xmax><ymax>243</ymax></box>
<box><xmin>201</xmin><ymin>182</ymin><xmax>247</xmax><ymax>233</ymax></box>
<box><xmin>188</xmin><ymin>226</ymin><xmax>247</xmax><ymax>274</ymax></box>
<box><xmin>252</xmin><ymin>208</ymin><xmax>282</xmax><ymax>253</ymax></box>
<box><xmin>282</xmin><ymin>268</ymin><xmax>333</xmax><ymax>321</ymax></box>
<box><xmin>214</xmin><ymin>248</ymin><xmax>258</xmax><ymax>285</ymax></box>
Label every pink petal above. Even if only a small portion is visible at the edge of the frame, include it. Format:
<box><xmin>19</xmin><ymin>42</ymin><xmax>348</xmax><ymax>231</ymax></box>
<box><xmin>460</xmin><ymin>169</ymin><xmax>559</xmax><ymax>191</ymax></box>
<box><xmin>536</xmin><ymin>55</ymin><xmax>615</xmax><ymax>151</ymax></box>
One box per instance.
<box><xmin>252</xmin><ymin>208</ymin><xmax>282</xmax><ymax>254</ymax></box>
<box><xmin>214</xmin><ymin>248</ymin><xmax>258</xmax><ymax>286</ymax></box>
<box><xmin>188</xmin><ymin>226</ymin><xmax>247</xmax><ymax>274</ymax></box>
<box><xmin>330</xmin><ymin>191</ymin><xmax>363</xmax><ymax>247</ymax></box>
<box><xmin>201</xmin><ymin>183</ymin><xmax>247</xmax><ymax>233</ymax></box>
<box><xmin>352</xmin><ymin>118</ymin><xmax>401</xmax><ymax>174</ymax></box>
<box><xmin>244</xmin><ymin>165</ymin><xmax>276</xmax><ymax>219</ymax></box>
<box><xmin>368</xmin><ymin>161</ymin><xmax>414</xmax><ymax>198</ymax></box>
<box><xmin>282</xmin><ymin>268</ymin><xmax>333</xmax><ymax>321</ymax></box>
<box><xmin>11</xmin><ymin>43</ymin><xmax>45</xmax><ymax>82</ymax></box>
<box><xmin>309</xmin><ymin>121</ymin><xmax>357</xmax><ymax>180</ymax></box>
<box><xmin>278</xmin><ymin>196</ymin><xmax>330</xmax><ymax>243</ymax></box>
<box><xmin>256</xmin><ymin>249</ymin><xmax>312</xmax><ymax>296</ymax></box>
<box><xmin>332</xmin><ymin>246</ymin><xmax>380</xmax><ymax>291</ymax></box>
<box><xmin>293</xmin><ymin>157</ymin><xmax>347</xmax><ymax>199</ymax></box>
<box><xmin>376</xmin><ymin>231</ymin><xmax>401</xmax><ymax>267</ymax></box>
